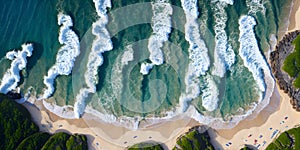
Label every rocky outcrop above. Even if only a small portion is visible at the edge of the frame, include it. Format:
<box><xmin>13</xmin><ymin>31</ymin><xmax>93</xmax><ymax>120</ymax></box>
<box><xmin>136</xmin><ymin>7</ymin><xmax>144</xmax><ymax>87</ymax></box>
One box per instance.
<box><xmin>270</xmin><ymin>30</ymin><xmax>300</xmax><ymax>111</ymax></box>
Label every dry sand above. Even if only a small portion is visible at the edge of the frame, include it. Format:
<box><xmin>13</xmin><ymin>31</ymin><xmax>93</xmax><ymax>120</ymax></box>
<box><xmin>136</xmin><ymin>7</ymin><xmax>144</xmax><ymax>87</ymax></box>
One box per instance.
<box><xmin>288</xmin><ymin>0</ymin><xmax>300</xmax><ymax>32</ymax></box>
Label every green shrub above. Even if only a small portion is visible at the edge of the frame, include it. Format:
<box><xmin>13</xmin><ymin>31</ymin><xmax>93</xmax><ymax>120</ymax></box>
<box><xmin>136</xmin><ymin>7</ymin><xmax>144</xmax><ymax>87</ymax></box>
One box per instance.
<box><xmin>127</xmin><ymin>142</ymin><xmax>164</xmax><ymax>150</ymax></box>
<box><xmin>66</xmin><ymin>134</ymin><xmax>88</xmax><ymax>150</ymax></box>
<box><xmin>41</xmin><ymin>132</ymin><xmax>70</xmax><ymax>150</ymax></box>
<box><xmin>16</xmin><ymin>132</ymin><xmax>51</xmax><ymax>150</ymax></box>
<box><xmin>266</xmin><ymin>126</ymin><xmax>300</xmax><ymax>149</ymax></box>
<box><xmin>283</xmin><ymin>35</ymin><xmax>300</xmax><ymax>88</ymax></box>
<box><xmin>0</xmin><ymin>94</ymin><xmax>39</xmax><ymax>150</ymax></box>
<box><xmin>173</xmin><ymin>130</ymin><xmax>214</xmax><ymax>150</ymax></box>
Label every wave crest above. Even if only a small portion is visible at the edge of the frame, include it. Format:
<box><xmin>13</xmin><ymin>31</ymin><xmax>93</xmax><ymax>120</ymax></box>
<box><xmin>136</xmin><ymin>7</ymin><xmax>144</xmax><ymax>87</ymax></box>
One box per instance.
<box><xmin>0</xmin><ymin>43</ymin><xmax>34</xmax><ymax>94</ymax></box>
<box><xmin>141</xmin><ymin>0</ymin><xmax>173</xmax><ymax>75</ymax></box>
<box><xmin>177</xmin><ymin>0</ymin><xmax>212</xmax><ymax>113</ymax></box>
<box><xmin>41</xmin><ymin>13</ymin><xmax>80</xmax><ymax>99</ymax></box>
<box><xmin>238</xmin><ymin>15</ymin><xmax>267</xmax><ymax>92</ymax></box>
<box><xmin>211</xmin><ymin>1</ymin><xmax>236</xmax><ymax>77</ymax></box>
<box><xmin>74</xmin><ymin>0</ymin><xmax>113</xmax><ymax>118</ymax></box>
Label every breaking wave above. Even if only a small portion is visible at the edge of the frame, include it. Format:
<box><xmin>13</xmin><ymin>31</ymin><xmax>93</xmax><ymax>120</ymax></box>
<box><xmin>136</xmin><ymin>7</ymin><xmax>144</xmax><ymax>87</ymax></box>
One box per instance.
<box><xmin>211</xmin><ymin>0</ymin><xmax>235</xmax><ymax>77</ymax></box>
<box><xmin>180</xmin><ymin>0</ymin><xmax>210</xmax><ymax>77</ymax></box>
<box><xmin>141</xmin><ymin>0</ymin><xmax>172</xmax><ymax>75</ymax></box>
<box><xmin>0</xmin><ymin>43</ymin><xmax>33</xmax><ymax>94</ymax></box>
<box><xmin>200</xmin><ymin>75</ymin><xmax>219</xmax><ymax>111</ymax></box>
<box><xmin>238</xmin><ymin>15</ymin><xmax>268</xmax><ymax>92</ymax></box>
<box><xmin>177</xmin><ymin>0</ymin><xmax>212</xmax><ymax>112</ymax></box>
<box><xmin>73</xmin><ymin>0</ymin><xmax>113</xmax><ymax>118</ymax></box>
<box><xmin>41</xmin><ymin>13</ymin><xmax>80</xmax><ymax>99</ymax></box>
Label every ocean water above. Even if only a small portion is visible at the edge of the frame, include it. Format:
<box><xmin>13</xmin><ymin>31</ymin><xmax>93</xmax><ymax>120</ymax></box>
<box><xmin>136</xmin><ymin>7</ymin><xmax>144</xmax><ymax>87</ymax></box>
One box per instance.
<box><xmin>0</xmin><ymin>0</ymin><xmax>293</xmax><ymax>128</ymax></box>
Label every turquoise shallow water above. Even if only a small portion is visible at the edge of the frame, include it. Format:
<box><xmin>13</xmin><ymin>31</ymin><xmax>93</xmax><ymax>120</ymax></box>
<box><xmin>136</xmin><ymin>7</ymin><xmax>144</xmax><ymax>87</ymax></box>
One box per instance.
<box><xmin>0</xmin><ymin>0</ymin><xmax>294</xmax><ymax>125</ymax></box>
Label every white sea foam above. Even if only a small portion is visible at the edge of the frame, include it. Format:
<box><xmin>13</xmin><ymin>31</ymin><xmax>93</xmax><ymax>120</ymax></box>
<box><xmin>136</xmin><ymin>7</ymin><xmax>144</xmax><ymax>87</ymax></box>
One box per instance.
<box><xmin>177</xmin><ymin>0</ymin><xmax>211</xmax><ymax>112</ymax></box>
<box><xmin>41</xmin><ymin>13</ymin><xmax>80</xmax><ymax>99</ymax></box>
<box><xmin>246</xmin><ymin>0</ymin><xmax>265</xmax><ymax>15</ymax></box>
<box><xmin>224</xmin><ymin>0</ymin><xmax>234</xmax><ymax>5</ymax></box>
<box><xmin>43</xmin><ymin>100</ymin><xmax>76</xmax><ymax>119</ymax></box>
<box><xmin>74</xmin><ymin>0</ymin><xmax>112</xmax><ymax>118</ymax></box>
<box><xmin>111</xmin><ymin>45</ymin><xmax>134</xmax><ymax>101</ymax></box>
<box><xmin>141</xmin><ymin>0</ymin><xmax>172</xmax><ymax>75</ymax></box>
<box><xmin>238</xmin><ymin>15</ymin><xmax>268</xmax><ymax>92</ymax></box>
<box><xmin>121</xmin><ymin>45</ymin><xmax>134</xmax><ymax>65</ymax></box>
<box><xmin>211</xmin><ymin>1</ymin><xmax>235</xmax><ymax>77</ymax></box>
<box><xmin>201</xmin><ymin>76</ymin><xmax>219</xmax><ymax>111</ymax></box>
<box><xmin>140</xmin><ymin>63</ymin><xmax>154</xmax><ymax>75</ymax></box>
<box><xmin>180</xmin><ymin>0</ymin><xmax>210</xmax><ymax>77</ymax></box>
<box><xmin>0</xmin><ymin>43</ymin><xmax>33</xmax><ymax>94</ymax></box>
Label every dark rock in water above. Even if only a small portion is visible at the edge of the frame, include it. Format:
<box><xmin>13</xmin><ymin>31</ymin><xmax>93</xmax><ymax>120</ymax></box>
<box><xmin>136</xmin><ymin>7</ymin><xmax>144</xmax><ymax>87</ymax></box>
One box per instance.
<box><xmin>6</xmin><ymin>91</ymin><xmax>22</xmax><ymax>99</ymax></box>
<box><xmin>270</xmin><ymin>30</ymin><xmax>300</xmax><ymax>111</ymax></box>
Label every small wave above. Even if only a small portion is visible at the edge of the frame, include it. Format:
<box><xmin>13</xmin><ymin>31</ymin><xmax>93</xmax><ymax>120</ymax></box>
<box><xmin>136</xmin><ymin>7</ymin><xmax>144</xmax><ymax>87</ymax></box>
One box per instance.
<box><xmin>180</xmin><ymin>0</ymin><xmax>210</xmax><ymax>77</ymax></box>
<box><xmin>41</xmin><ymin>13</ymin><xmax>80</xmax><ymax>99</ymax></box>
<box><xmin>74</xmin><ymin>0</ymin><xmax>112</xmax><ymax>118</ymax></box>
<box><xmin>238</xmin><ymin>15</ymin><xmax>268</xmax><ymax>92</ymax></box>
<box><xmin>111</xmin><ymin>45</ymin><xmax>134</xmax><ymax>100</ymax></box>
<box><xmin>211</xmin><ymin>1</ymin><xmax>235</xmax><ymax>77</ymax></box>
<box><xmin>141</xmin><ymin>0</ymin><xmax>172</xmax><ymax>75</ymax></box>
<box><xmin>200</xmin><ymin>75</ymin><xmax>219</xmax><ymax>111</ymax></box>
<box><xmin>177</xmin><ymin>0</ymin><xmax>211</xmax><ymax>112</ymax></box>
<box><xmin>0</xmin><ymin>43</ymin><xmax>33</xmax><ymax>94</ymax></box>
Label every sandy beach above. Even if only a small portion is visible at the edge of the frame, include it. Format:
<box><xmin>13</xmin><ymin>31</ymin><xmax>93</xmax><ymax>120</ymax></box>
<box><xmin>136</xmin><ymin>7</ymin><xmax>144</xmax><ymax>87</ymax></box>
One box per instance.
<box><xmin>23</xmin><ymin>98</ymin><xmax>201</xmax><ymax>150</ymax></box>
<box><xmin>289</xmin><ymin>0</ymin><xmax>300</xmax><ymax>32</ymax></box>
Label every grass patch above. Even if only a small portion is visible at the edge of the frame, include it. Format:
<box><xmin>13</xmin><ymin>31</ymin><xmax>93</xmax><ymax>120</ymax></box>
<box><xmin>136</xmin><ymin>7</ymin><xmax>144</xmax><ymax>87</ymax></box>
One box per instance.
<box><xmin>173</xmin><ymin>130</ymin><xmax>214</xmax><ymax>150</ymax></box>
<box><xmin>282</xmin><ymin>35</ymin><xmax>300</xmax><ymax>88</ymax></box>
<box><xmin>266</xmin><ymin>126</ymin><xmax>300</xmax><ymax>149</ymax></box>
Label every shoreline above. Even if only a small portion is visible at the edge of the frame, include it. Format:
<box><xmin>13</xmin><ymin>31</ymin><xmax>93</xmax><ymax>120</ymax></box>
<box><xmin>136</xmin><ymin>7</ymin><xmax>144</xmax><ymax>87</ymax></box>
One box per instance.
<box><xmin>23</xmin><ymin>98</ymin><xmax>200</xmax><ymax>150</ymax></box>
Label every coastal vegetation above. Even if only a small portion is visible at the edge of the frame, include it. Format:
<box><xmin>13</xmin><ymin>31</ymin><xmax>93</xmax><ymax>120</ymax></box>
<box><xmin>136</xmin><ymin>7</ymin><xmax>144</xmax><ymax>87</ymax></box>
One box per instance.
<box><xmin>127</xmin><ymin>127</ymin><xmax>215</xmax><ymax>150</ymax></box>
<box><xmin>270</xmin><ymin>30</ymin><xmax>300</xmax><ymax>111</ymax></box>
<box><xmin>282</xmin><ymin>34</ymin><xmax>300</xmax><ymax>88</ymax></box>
<box><xmin>173</xmin><ymin>128</ymin><xmax>214</xmax><ymax>150</ymax></box>
<box><xmin>127</xmin><ymin>142</ymin><xmax>164</xmax><ymax>150</ymax></box>
<box><xmin>16</xmin><ymin>132</ymin><xmax>51</xmax><ymax>150</ymax></box>
<box><xmin>0</xmin><ymin>94</ymin><xmax>39</xmax><ymax>150</ymax></box>
<box><xmin>0</xmin><ymin>94</ymin><xmax>88</xmax><ymax>150</ymax></box>
<box><xmin>266</xmin><ymin>126</ymin><xmax>300</xmax><ymax>150</ymax></box>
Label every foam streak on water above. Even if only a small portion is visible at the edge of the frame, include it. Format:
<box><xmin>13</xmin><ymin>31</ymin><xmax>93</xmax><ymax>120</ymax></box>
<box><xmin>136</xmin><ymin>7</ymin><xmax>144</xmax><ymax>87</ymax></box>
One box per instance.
<box><xmin>73</xmin><ymin>0</ymin><xmax>112</xmax><ymax>118</ymax></box>
<box><xmin>211</xmin><ymin>0</ymin><xmax>235</xmax><ymax>77</ymax></box>
<box><xmin>238</xmin><ymin>15</ymin><xmax>268</xmax><ymax>92</ymax></box>
<box><xmin>246</xmin><ymin>0</ymin><xmax>265</xmax><ymax>15</ymax></box>
<box><xmin>0</xmin><ymin>43</ymin><xmax>33</xmax><ymax>94</ymax></box>
<box><xmin>112</xmin><ymin>45</ymin><xmax>134</xmax><ymax>95</ymax></box>
<box><xmin>178</xmin><ymin>0</ymin><xmax>213</xmax><ymax>112</ymax></box>
<box><xmin>180</xmin><ymin>0</ymin><xmax>210</xmax><ymax>76</ymax></box>
<box><xmin>201</xmin><ymin>75</ymin><xmax>219</xmax><ymax>111</ymax></box>
<box><xmin>141</xmin><ymin>0</ymin><xmax>172</xmax><ymax>75</ymax></box>
<box><xmin>41</xmin><ymin>13</ymin><xmax>80</xmax><ymax>99</ymax></box>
